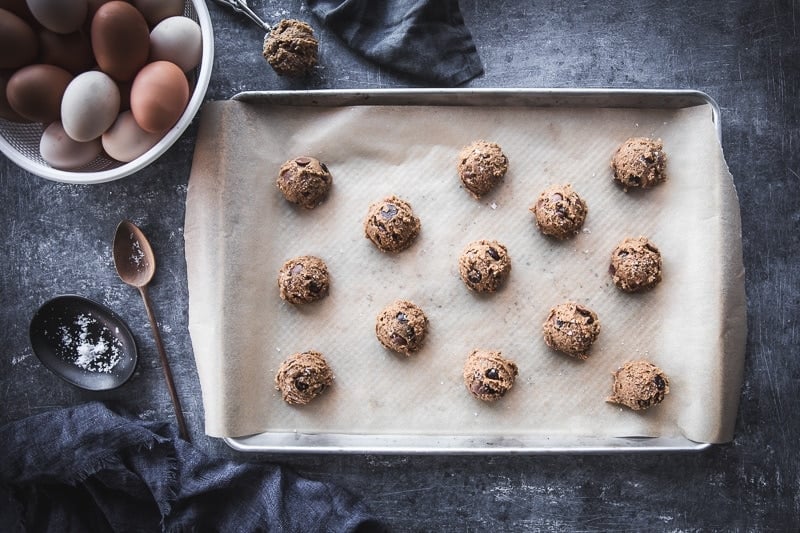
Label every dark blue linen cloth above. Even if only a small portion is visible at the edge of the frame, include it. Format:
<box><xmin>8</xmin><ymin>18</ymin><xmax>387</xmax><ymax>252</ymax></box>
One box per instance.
<box><xmin>0</xmin><ymin>403</ymin><xmax>378</xmax><ymax>532</ymax></box>
<box><xmin>306</xmin><ymin>0</ymin><xmax>483</xmax><ymax>85</ymax></box>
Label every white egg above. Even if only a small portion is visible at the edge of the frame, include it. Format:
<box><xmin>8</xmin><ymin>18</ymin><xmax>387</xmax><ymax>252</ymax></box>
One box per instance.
<box><xmin>40</xmin><ymin>121</ymin><xmax>102</xmax><ymax>170</ymax></box>
<box><xmin>61</xmin><ymin>71</ymin><xmax>120</xmax><ymax>142</ymax></box>
<box><xmin>102</xmin><ymin>110</ymin><xmax>164</xmax><ymax>163</ymax></box>
<box><xmin>149</xmin><ymin>16</ymin><xmax>203</xmax><ymax>72</ymax></box>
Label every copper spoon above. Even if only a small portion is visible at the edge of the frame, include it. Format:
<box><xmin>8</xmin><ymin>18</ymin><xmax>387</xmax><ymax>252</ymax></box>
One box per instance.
<box><xmin>113</xmin><ymin>220</ymin><xmax>190</xmax><ymax>442</ymax></box>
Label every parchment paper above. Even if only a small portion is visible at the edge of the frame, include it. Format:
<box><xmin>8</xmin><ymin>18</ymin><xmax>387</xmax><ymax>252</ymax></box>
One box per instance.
<box><xmin>185</xmin><ymin>95</ymin><xmax>746</xmax><ymax>444</ymax></box>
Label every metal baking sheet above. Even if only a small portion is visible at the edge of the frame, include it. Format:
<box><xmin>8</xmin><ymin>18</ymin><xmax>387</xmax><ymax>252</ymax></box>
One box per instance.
<box><xmin>196</xmin><ymin>88</ymin><xmax>737</xmax><ymax>454</ymax></box>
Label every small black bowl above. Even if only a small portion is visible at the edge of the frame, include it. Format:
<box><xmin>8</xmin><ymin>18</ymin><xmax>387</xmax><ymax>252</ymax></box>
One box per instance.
<box><xmin>29</xmin><ymin>295</ymin><xmax>138</xmax><ymax>391</ymax></box>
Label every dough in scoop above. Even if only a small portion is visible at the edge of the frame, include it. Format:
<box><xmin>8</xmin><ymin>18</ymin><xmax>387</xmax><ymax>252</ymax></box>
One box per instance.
<box><xmin>263</xmin><ymin>19</ymin><xmax>318</xmax><ymax>77</ymax></box>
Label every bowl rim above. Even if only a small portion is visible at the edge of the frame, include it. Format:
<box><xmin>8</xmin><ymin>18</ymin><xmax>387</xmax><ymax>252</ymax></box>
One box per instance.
<box><xmin>0</xmin><ymin>0</ymin><xmax>214</xmax><ymax>185</ymax></box>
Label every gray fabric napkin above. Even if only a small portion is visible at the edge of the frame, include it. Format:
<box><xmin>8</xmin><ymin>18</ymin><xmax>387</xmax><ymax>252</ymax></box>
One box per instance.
<box><xmin>0</xmin><ymin>402</ymin><xmax>379</xmax><ymax>532</ymax></box>
<box><xmin>306</xmin><ymin>0</ymin><xmax>484</xmax><ymax>85</ymax></box>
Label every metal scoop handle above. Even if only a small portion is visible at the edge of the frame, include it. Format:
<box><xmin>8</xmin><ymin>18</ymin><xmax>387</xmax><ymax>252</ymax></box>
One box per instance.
<box><xmin>211</xmin><ymin>0</ymin><xmax>271</xmax><ymax>31</ymax></box>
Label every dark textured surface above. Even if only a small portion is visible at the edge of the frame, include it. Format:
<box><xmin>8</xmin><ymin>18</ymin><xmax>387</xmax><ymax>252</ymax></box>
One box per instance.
<box><xmin>2</xmin><ymin>0</ymin><xmax>798</xmax><ymax>530</ymax></box>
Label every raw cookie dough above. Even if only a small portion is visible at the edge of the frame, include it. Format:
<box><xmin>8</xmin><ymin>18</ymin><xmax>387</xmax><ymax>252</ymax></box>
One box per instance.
<box><xmin>364</xmin><ymin>195</ymin><xmax>421</xmax><ymax>253</ymax></box>
<box><xmin>375</xmin><ymin>300</ymin><xmax>428</xmax><ymax>356</ymax></box>
<box><xmin>458</xmin><ymin>239</ymin><xmax>511</xmax><ymax>293</ymax></box>
<box><xmin>611</xmin><ymin>137</ymin><xmax>667</xmax><ymax>191</ymax></box>
<box><xmin>277</xmin><ymin>255</ymin><xmax>329</xmax><ymax>304</ymax></box>
<box><xmin>262</xmin><ymin>19</ymin><xmax>318</xmax><ymax>77</ymax></box>
<box><xmin>542</xmin><ymin>302</ymin><xmax>601</xmax><ymax>360</ymax></box>
<box><xmin>274</xmin><ymin>350</ymin><xmax>333</xmax><ymax>405</ymax></box>
<box><xmin>530</xmin><ymin>183</ymin><xmax>588</xmax><ymax>239</ymax></box>
<box><xmin>276</xmin><ymin>156</ymin><xmax>332</xmax><ymax>209</ymax></box>
<box><xmin>457</xmin><ymin>140</ymin><xmax>509</xmax><ymax>198</ymax></box>
<box><xmin>462</xmin><ymin>349</ymin><xmax>519</xmax><ymax>402</ymax></box>
<box><xmin>607</xmin><ymin>360</ymin><xmax>670</xmax><ymax>410</ymax></box>
<box><xmin>609</xmin><ymin>236</ymin><xmax>663</xmax><ymax>292</ymax></box>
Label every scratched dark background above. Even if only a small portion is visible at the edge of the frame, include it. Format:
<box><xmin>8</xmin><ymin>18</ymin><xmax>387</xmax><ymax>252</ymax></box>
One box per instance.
<box><xmin>2</xmin><ymin>0</ymin><xmax>798</xmax><ymax>530</ymax></box>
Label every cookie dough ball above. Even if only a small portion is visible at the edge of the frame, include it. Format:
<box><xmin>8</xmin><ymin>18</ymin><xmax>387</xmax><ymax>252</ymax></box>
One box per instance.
<box><xmin>278</xmin><ymin>255</ymin><xmax>330</xmax><ymax>304</ymax></box>
<box><xmin>458</xmin><ymin>239</ymin><xmax>511</xmax><ymax>293</ymax></box>
<box><xmin>530</xmin><ymin>184</ymin><xmax>588</xmax><ymax>239</ymax></box>
<box><xmin>611</xmin><ymin>137</ymin><xmax>667</xmax><ymax>191</ymax></box>
<box><xmin>276</xmin><ymin>156</ymin><xmax>332</xmax><ymax>209</ymax></box>
<box><xmin>542</xmin><ymin>302</ymin><xmax>601</xmax><ymax>360</ymax></box>
<box><xmin>364</xmin><ymin>195</ymin><xmax>421</xmax><ymax>253</ymax></box>
<box><xmin>463</xmin><ymin>349</ymin><xmax>518</xmax><ymax>402</ymax></box>
<box><xmin>275</xmin><ymin>350</ymin><xmax>333</xmax><ymax>405</ymax></box>
<box><xmin>375</xmin><ymin>300</ymin><xmax>428</xmax><ymax>356</ymax></box>
<box><xmin>610</xmin><ymin>237</ymin><xmax>663</xmax><ymax>292</ymax></box>
<box><xmin>457</xmin><ymin>140</ymin><xmax>509</xmax><ymax>198</ymax></box>
<box><xmin>607</xmin><ymin>360</ymin><xmax>670</xmax><ymax>410</ymax></box>
<box><xmin>262</xmin><ymin>19</ymin><xmax>318</xmax><ymax>77</ymax></box>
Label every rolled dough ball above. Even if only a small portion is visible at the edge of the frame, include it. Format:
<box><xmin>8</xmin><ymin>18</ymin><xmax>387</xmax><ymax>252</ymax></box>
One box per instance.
<box><xmin>364</xmin><ymin>195</ymin><xmax>421</xmax><ymax>253</ymax></box>
<box><xmin>457</xmin><ymin>140</ymin><xmax>509</xmax><ymax>198</ymax></box>
<box><xmin>277</xmin><ymin>255</ymin><xmax>329</xmax><ymax>304</ymax></box>
<box><xmin>542</xmin><ymin>302</ymin><xmax>600</xmax><ymax>360</ymax></box>
<box><xmin>276</xmin><ymin>156</ymin><xmax>332</xmax><ymax>209</ymax></box>
<box><xmin>609</xmin><ymin>236</ymin><xmax>663</xmax><ymax>292</ymax></box>
<box><xmin>607</xmin><ymin>360</ymin><xmax>670</xmax><ymax>410</ymax></box>
<box><xmin>375</xmin><ymin>300</ymin><xmax>428</xmax><ymax>356</ymax></box>
<box><xmin>275</xmin><ymin>350</ymin><xmax>333</xmax><ymax>405</ymax></box>
<box><xmin>611</xmin><ymin>137</ymin><xmax>667</xmax><ymax>191</ymax></box>
<box><xmin>530</xmin><ymin>183</ymin><xmax>588</xmax><ymax>239</ymax></box>
<box><xmin>262</xmin><ymin>19</ymin><xmax>318</xmax><ymax>77</ymax></box>
<box><xmin>458</xmin><ymin>239</ymin><xmax>511</xmax><ymax>293</ymax></box>
<box><xmin>463</xmin><ymin>349</ymin><xmax>519</xmax><ymax>402</ymax></box>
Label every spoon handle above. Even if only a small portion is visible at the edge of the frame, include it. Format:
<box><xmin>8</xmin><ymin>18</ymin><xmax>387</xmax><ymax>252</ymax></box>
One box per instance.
<box><xmin>139</xmin><ymin>286</ymin><xmax>190</xmax><ymax>442</ymax></box>
<box><xmin>210</xmin><ymin>0</ymin><xmax>271</xmax><ymax>31</ymax></box>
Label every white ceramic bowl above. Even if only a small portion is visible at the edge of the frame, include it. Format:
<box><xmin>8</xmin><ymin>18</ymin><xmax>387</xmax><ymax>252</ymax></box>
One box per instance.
<box><xmin>0</xmin><ymin>0</ymin><xmax>214</xmax><ymax>184</ymax></box>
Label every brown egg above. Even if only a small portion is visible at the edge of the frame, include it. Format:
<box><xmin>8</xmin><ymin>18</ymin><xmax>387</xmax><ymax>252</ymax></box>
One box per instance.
<box><xmin>130</xmin><ymin>60</ymin><xmax>188</xmax><ymax>133</ymax></box>
<box><xmin>0</xmin><ymin>8</ymin><xmax>38</xmax><ymax>69</ymax></box>
<box><xmin>0</xmin><ymin>71</ymin><xmax>31</xmax><ymax>122</ymax></box>
<box><xmin>91</xmin><ymin>1</ymin><xmax>149</xmax><ymax>81</ymax></box>
<box><xmin>38</xmin><ymin>29</ymin><xmax>94</xmax><ymax>74</ymax></box>
<box><xmin>6</xmin><ymin>64</ymin><xmax>72</xmax><ymax>122</ymax></box>
<box><xmin>87</xmin><ymin>0</ymin><xmax>119</xmax><ymax>19</ymax></box>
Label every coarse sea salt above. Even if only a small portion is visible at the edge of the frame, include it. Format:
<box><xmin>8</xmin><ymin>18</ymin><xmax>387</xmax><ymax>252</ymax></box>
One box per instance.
<box><xmin>58</xmin><ymin>313</ymin><xmax>123</xmax><ymax>373</ymax></box>
<box><xmin>130</xmin><ymin>237</ymin><xmax>146</xmax><ymax>268</ymax></box>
